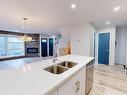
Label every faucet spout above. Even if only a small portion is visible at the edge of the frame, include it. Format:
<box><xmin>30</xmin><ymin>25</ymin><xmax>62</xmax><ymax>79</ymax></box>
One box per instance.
<box><xmin>53</xmin><ymin>54</ymin><xmax>58</xmax><ymax>63</ymax></box>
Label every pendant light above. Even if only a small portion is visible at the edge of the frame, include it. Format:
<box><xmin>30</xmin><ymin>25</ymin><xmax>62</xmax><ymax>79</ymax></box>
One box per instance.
<box><xmin>22</xmin><ymin>18</ymin><xmax>32</xmax><ymax>42</ymax></box>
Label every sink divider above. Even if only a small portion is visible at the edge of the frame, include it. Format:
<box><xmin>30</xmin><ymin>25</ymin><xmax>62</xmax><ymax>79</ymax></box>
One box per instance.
<box><xmin>57</xmin><ymin>65</ymin><xmax>70</xmax><ymax>70</ymax></box>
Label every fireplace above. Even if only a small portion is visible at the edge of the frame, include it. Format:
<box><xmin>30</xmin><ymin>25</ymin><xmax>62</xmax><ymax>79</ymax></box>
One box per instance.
<box><xmin>27</xmin><ymin>48</ymin><xmax>39</xmax><ymax>53</ymax></box>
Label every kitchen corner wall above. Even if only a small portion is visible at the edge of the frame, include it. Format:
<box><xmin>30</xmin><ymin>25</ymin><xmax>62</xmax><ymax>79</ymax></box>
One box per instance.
<box><xmin>115</xmin><ymin>26</ymin><xmax>127</xmax><ymax>65</ymax></box>
<box><xmin>71</xmin><ymin>23</ymin><xmax>96</xmax><ymax>57</ymax></box>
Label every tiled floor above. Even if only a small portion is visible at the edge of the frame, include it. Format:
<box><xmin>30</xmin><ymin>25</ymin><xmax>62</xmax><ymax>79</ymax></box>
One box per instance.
<box><xmin>0</xmin><ymin>57</ymin><xmax>52</xmax><ymax>70</ymax></box>
<box><xmin>89</xmin><ymin>64</ymin><xmax>127</xmax><ymax>95</ymax></box>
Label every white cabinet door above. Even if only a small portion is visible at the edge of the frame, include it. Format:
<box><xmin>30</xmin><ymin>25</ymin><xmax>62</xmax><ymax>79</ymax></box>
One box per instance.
<box><xmin>58</xmin><ymin>68</ymin><xmax>86</xmax><ymax>95</ymax></box>
<box><xmin>77</xmin><ymin>67</ymin><xmax>86</xmax><ymax>95</ymax></box>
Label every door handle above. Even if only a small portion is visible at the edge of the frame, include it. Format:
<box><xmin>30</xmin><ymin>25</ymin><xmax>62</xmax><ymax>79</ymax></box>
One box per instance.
<box><xmin>106</xmin><ymin>50</ymin><xmax>109</xmax><ymax>52</ymax></box>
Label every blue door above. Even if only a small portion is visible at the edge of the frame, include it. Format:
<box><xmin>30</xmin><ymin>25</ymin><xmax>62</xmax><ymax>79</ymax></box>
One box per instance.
<box><xmin>41</xmin><ymin>38</ymin><xmax>48</xmax><ymax>57</ymax></box>
<box><xmin>49</xmin><ymin>38</ymin><xmax>53</xmax><ymax>56</ymax></box>
<box><xmin>98</xmin><ymin>33</ymin><xmax>110</xmax><ymax>65</ymax></box>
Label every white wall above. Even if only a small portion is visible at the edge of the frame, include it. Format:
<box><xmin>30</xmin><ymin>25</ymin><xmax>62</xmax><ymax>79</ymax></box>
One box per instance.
<box><xmin>71</xmin><ymin>23</ymin><xmax>96</xmax><ymax>56</ymax></box>
<box><xmin>96</xmin><ymin>27</ymin><xmax>116</xmax><ymax>66</ymax></box>
<box><xmin>40</xmin><ymin>23</ymin><xmax>96</xmax><ymax>57</ymax></box>
<box><xmin>115</xmin><ymin>26</ymin><xmax>127</xmax><ymax>65</ymax></box>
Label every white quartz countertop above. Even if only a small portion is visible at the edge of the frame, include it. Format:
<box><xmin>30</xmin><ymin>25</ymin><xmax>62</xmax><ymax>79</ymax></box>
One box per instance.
<box><xmin>0</xmin><ymin>55</ymin><xmax>94</xmax><ymax>95</ymax></box>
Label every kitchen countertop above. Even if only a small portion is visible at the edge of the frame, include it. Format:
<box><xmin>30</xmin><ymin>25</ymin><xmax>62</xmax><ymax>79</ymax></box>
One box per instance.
<box><xmin>0</xmin><ymin>55</ymin><xmax>94</xmax><ymax>95</ymax></box>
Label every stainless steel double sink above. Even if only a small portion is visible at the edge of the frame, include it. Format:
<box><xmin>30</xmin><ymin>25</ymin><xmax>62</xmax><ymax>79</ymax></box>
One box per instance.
<box><xmin>44</xmin><ymin>61</ymin><xmax>77</xmax><ymax>74</ymax></box>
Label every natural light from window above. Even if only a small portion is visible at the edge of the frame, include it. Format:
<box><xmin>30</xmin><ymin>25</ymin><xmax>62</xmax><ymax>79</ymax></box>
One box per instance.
<box><xmin>0</xmin><ymin>35</ymin><xmax>25</xmax><ymax>58</ymax></box>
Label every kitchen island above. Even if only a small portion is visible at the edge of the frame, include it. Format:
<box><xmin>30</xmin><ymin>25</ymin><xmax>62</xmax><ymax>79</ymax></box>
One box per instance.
<box><xmin>0</xmin><ymin>55</ymin><xmax>94</xmax><ymax>95</ymax></box>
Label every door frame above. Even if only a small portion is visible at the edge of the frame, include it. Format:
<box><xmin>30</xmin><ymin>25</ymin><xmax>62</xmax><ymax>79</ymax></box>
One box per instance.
<box><xmin>40</xmin><ymin>37</ymin><xmax>55</xmax><ymax>57</ymax></box>
<box><xmin>95</xmin><ymin>32</ymin><xmax>111</xmax><ymax>65</ymax></box>
<box><xmin>41</xmin><ymin>38</ymin><xmax>48</xmax><ymax>57</ymax></box>
<box><xmin>98</xmin><ymin>33</ymin><xmax>110</xmax><ymax>65</ymax></box>
<box><xmin>49</xmin><ymin>38</ymin><xmax>54</xmax><ymax>56</ymax></box>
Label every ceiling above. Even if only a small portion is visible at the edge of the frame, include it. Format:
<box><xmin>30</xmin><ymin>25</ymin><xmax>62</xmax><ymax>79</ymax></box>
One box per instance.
<box><xmin>0</xmin><ymin>0</ymin><xmax>127</xmax><ymax>33</ymax></box>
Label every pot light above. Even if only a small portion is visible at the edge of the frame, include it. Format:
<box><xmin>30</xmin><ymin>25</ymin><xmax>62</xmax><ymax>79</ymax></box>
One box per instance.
<box><xmin>71</xmin><ymin>4</ymin><xmax>77</xmax><ymax>9</ymax></box>
<box><xmin>106</xmin><ymin>21</ymin><xmax>111</xmax><ymax>25</ymax></box>
<box><xmin>113</xmin><ymin>6</ymin><xmax>120</xmax><ymax>12</ymax></box>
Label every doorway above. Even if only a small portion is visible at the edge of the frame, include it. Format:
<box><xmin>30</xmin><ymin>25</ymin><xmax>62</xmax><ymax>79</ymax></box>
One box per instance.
<box><xmin>49</xmin><ymin>38</ymin><xmax>54</xmax><ymax>56</ymax></box>
<box><xmin>41</xmin><ymin>38</ymin><xmax>48</xmax><ymax>57</ymax></box>
<box><xmin>98</xmin><ymin>33</ymin><xmax>110</xmax><ymax>65</ymax></box>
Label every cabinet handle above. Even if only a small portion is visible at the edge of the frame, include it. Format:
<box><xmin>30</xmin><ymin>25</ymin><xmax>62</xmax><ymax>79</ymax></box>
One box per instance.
<box><xmin>75</xmin><ymin>81</ymin><xmax>80</xmax><ymax>93</ymax></box>
<box><xmin>75</xmin><ymin>81</ymin><xmax>78</xmax><ymax>93</ymax></box>
<box><xmin>77</xmin><ymin>81</ymin><xmax>80</xmax><ymax>91</ymax></box>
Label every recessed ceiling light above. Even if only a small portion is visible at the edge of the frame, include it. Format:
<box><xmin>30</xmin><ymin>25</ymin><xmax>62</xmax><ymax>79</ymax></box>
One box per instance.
<box><xmin>113</xmin><ymin>6</ymin><xmax>120</xmax><ymax>12</ymax></box>
<box><xmin>106</xmin><ymin>21</ymin><xmax>111</xmax><ymax>25</ymax></box>
<box><xmin>71</xmin><ymin>4</ymin><xmax>77</xmax><ymax>9</ymax></box>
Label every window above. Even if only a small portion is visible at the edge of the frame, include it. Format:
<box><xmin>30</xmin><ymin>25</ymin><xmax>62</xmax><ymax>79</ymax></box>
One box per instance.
<box><xmin>0</xmin><ymin>36</ymin><xmax>7</xmax><ymax>56</ymax></box>
<box><xmin>0</xmin><ymin>35</ymin><xmax>25</xmax><ymax>57</ymax></box>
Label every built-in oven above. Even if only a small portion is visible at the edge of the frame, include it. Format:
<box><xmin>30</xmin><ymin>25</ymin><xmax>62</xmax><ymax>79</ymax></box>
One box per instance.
<box><xmin>85</xmin><ymin>60</ymin><xmax>94</xmax><ymax>95</ymax></box>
